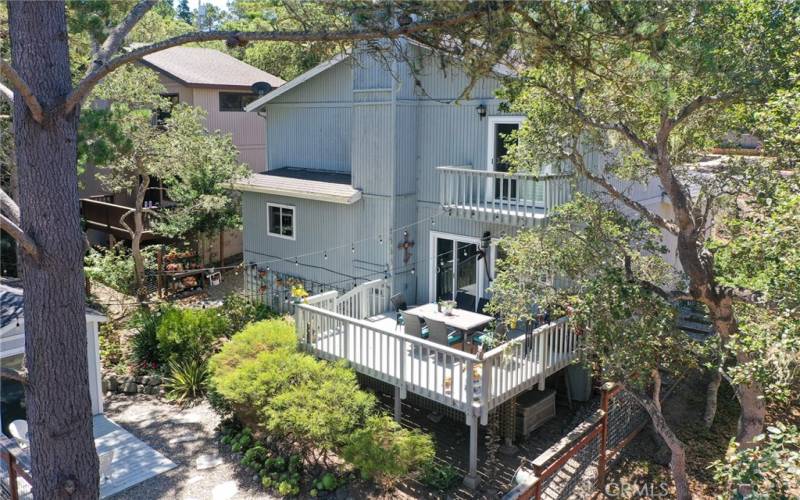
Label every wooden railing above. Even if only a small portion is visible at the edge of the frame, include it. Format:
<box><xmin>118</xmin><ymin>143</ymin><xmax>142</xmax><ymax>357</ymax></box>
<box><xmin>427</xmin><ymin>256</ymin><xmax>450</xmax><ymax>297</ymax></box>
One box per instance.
<box><xmin>481</xmin><ymin>318</ymin><xmax>577</xmax><ymax>418</ymax></box>
<box><xmin>296</xmin><ymin>297</ymin><xmax>579</xmax><ymax>420</ymax></box>
<box><xmin>297</xmin><ymin>302</ymin><xmax>479</xmax><ymax>413</ymax></box>
<box><xmin>80</xmin><ymin>197</ymin><xmax>161</xmax><ymax>241</ymax></box>
<box><xmin>438</xmin><ymin>166</ymin><xmax>573</xmax><ymax>224</ymax></box>
<box><xmin>335</xmin><ymin>279</ymin><xmax>389</xmax><ymax>320</ymax></box>
<box><xmin>1</xmin><ymin>436</ymin><xmax>31</xmax><ymax>500</ymax></box>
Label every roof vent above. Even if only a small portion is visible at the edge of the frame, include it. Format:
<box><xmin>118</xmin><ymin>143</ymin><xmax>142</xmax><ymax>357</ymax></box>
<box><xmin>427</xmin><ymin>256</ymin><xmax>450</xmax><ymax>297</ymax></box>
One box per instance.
<box><xmin>251</xmin><ymin>81</ymin><xmax>273</xmax><ymax>96</ymax></box>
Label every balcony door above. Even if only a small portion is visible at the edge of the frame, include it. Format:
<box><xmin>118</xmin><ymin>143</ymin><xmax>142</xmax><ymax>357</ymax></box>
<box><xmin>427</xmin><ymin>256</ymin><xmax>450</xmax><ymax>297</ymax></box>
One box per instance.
<box><xmin>429</xmin><ymin>232</ymin><xmax>486</xmax><ymax>310</ymax></box>
<box><xmin>487</xmin><ymin>116</ymin><xmax>524</xmax><ymax>201</ymax></box>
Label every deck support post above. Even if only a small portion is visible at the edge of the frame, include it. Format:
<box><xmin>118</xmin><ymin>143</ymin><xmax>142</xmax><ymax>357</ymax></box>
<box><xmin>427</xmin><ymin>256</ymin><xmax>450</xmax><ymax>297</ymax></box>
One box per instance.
<box><xmin>463</xmin><ymin>411</ymin><xmax>481</xmax><ymax>489</ymax></box>
<box><xmin>393</xmin><ymin>386</ymin><xmax>402</xmax><ymax>423</ymax></box>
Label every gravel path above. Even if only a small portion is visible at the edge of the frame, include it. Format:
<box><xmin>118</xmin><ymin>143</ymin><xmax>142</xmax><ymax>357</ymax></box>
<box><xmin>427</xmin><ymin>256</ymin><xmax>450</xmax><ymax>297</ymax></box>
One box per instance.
<box><xmin>104</xmin><ymin>394</ymin><xmax>275</xmax><ymax>500</ymax></box>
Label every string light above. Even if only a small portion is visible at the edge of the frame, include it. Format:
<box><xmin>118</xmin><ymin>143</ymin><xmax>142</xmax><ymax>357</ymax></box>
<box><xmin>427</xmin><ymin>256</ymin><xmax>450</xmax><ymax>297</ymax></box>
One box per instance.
<box><xmin>351</xmin><ymin>243</ymin><xmax>355</xmax><ymax>254</ymax></box>
<box><xmin>294</xmin><ymin>258</ymin><xmax>299</xmax><ymax>266</ymax></box>
<box><xmin>378</xmin><ymin>234</ymin><xmax>383</xmax><ymax>244</ymax></box>
<box><xmin>410</xmin><ymin>267</ymin><xmax>415</xmax><ymax>275</ymax></box>
<box><xmin>323</xmin><ymin>251</ymin><xmax>328</xmax><ymax>260</ymax></box>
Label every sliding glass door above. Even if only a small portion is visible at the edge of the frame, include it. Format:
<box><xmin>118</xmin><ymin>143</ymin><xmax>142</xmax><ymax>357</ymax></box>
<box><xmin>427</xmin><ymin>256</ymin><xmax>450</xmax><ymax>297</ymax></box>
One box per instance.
<box><xmin>432</xmin><ymin>234</ymin><xmax>484</xmax><ymax>309</ymax></box>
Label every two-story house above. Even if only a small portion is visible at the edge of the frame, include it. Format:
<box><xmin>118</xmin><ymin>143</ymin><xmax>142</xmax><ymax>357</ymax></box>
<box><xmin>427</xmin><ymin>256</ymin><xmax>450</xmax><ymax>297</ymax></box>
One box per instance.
<box><xmin>235</xmin><ymin>43</ymin><xmax>674</xmax><ymax>307</ymax></box>
<box><xmin>234</xmin><ymin>43</ymin><xmax>680</xmax><ymax>487</ymax></box>
<box><xmin>80</xmin><ymin>47</ymin><xmax>285</xmax><ymax>264</ymax></box>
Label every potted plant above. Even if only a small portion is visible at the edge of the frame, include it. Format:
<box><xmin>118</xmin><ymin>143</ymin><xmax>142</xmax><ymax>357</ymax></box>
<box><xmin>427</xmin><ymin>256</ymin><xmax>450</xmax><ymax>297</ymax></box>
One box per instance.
<box><xmin>438</xmin><ymin>299</ymin><xmax>457</xmax><ymax>315</ymax></box>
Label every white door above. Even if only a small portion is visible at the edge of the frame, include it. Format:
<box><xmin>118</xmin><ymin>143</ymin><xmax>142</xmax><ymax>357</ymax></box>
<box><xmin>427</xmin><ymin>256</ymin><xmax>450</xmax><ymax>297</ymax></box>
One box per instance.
<box><xmin>429</xmin><ymin>232</ymin><xmax>486</xmax><ymax>310</ymax></box>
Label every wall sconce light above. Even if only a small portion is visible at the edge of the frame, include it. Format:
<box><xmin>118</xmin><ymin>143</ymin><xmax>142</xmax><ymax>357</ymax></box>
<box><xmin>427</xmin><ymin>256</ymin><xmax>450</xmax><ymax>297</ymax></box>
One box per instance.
<box><xmin>476</xmin><ymin>103</ymin><xmax>487</xmax><ymax>120</ymax></box>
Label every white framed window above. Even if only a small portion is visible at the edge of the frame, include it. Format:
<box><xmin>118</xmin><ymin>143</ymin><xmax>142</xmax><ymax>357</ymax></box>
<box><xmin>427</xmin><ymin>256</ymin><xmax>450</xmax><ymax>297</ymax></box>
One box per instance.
<box><xmin>267</xmin><ymin>203</ymin><xmax>296</xmax><ymax>240</ymax></box>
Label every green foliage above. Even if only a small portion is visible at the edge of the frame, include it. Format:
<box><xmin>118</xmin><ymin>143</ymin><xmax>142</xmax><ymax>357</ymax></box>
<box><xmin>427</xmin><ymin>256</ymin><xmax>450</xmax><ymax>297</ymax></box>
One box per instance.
<box><xmin>264</xmin><ymin>360</ymin><xmax>376</xmax><ymax>454</ymax></box>
<box><xmin>342</xmin><ymin>415</ymin><xmax>435</xmax><ymax>483</ymax></box>
<box><xmin>164</xmin><ymin>359</ymin><xmax>208</xmax><ymax>402</ymax></box>
<box><xmin>149</xmin><ymin>105</ymin><xmax>250</xmax><ymax>238</ymax></box>
<box><xmin>219</xmin><ymin>293</ymin><xmax>276</xmax><ymax>337</ymax></box>
<box><xmin>712</xmin><ymin>423</ymin><xmax>800</xmax><ymax>499</ymax></box>
<box><xmin>156</xmin><ymin>306</ymin><xmax>229</xmax><ymax>365</ymax></box>
<box><xmin>84</xmin><ymin>244</ymin><xmax>137</xmax><ymax>294</ymax></box>
<box><xmin>419</xmin><ymin>461</ymin><xmax>460</xmax><ymax>492</ymax></box>
<box><xmin>489</xmin><ymin>195</ymin><xmax>696</xmax><ymax>391</ymax></box>
<box><xmin>709</xmin><ymin>166</ymin><xmax>800</xmax><ymax>405</ymax></box>
<box><xmin>128</xmin><ymin>306</ymin><xmax>163</xmax><ymax>368</ymax></box>
<box><xmin>98</xmin><ymin>321</ymin><xmax>127</xmax><ymax>374</ymax></box>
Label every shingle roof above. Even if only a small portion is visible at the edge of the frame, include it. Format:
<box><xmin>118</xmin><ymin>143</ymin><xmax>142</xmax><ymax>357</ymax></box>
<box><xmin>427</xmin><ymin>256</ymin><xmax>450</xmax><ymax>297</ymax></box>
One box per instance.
<box><xmin>141</xmin><ymin>47</ymin><xmax>285</xmax><ymax>90</ymax></box>
<box><xmin>232</xmin><ymin>167</ymin><xmax>362</xmax><ymax>205</ymax></box>
<box><xmin>0</xmin><ymin>279</ymin><xmax>106</xmax><ymax>329</ymax></box>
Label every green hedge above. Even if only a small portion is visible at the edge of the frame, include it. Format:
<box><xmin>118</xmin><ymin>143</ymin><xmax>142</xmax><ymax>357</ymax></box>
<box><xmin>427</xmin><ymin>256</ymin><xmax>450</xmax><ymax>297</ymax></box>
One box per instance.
<box><xmin>156</xmin><ymin>306</ymin><xmax>229</xmax><ymax>364</ymax></box>
<box><xmin>208</xmin><ymin>318</ymin><xmax>436</xmax><ymax>483</ymax></box>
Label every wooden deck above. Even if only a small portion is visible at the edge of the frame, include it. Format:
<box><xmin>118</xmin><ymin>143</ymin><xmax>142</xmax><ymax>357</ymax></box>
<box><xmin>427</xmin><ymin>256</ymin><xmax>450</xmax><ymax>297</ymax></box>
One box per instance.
<box><xmin>297</xmin><ymin>288</ymin><xmax>579</xmax><ymax>424</ymax></box>
<box><xmin>1</xmin><ymin>415</ymin><xmax>175</xmax><ymax>499</ymax></box>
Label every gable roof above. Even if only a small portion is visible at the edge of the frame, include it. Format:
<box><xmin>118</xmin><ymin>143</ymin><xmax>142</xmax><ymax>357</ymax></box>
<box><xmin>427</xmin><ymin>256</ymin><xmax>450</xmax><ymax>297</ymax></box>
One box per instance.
<box><xmin>0</xmin><ymin>279</ymin><xmax>106</xmax><ymax>330</ymax></box>
<box><xmin>141</xmin><ymin>47</ymin><xmax>285</xmax><ymax>90</ymax></box>
<box><xmin>244</xmin><ymin>52</ymin><xmax>350</xmax><ymax>111</ymax></box>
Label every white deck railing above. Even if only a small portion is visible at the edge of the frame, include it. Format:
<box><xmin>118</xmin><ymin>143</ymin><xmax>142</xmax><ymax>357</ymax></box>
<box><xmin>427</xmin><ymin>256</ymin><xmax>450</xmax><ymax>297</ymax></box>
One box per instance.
<box><xmin>438</xmin><ymin>166</ymin><xmax>573</xmax><ymax>224</ymax></box>
<box><xmin>335</xmin><ymin>279</ymin><xmax>389</xmax><ymax>319</ymax></box>
<box><xmin>296</xmin><ymin>297</ymin><xmax>579</xmax><ymax>423</ymax></box>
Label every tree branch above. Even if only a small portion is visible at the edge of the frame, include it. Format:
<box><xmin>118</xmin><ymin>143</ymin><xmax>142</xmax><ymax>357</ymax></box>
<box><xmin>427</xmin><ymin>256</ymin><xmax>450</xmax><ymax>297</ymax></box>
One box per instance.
<box><xmin>87</xmin><ymin>0</ymin><xmax>158</xmax><ymax>77</ymax></box>
<box><xmin>64</xmin><ymin>8</ymin><xmax>489</xmax><ymax>114</ymax></box>
<box><xmin>0</xmin><ymin>189</ymin><xmax>21</xmax><ymax>225</ymax></box>
<box><xmin>572</xmin><ymin>149</ymin><xmax>680</xmax><ymax>234</ymax></box>
<box><xmin>0</xmin><ymin>60</ymin><xmax>44</xmax><ymax>123</ymax></box>
<box><xmin>671</xmin><ymin>93</ymin><xmax>737</xmax><ymax>130</ymax></box>
<box><xmin>623</xmin><ymin>254</ymin><xmax>693</xmax><ymax>302</ymax></box>
<box><xmin>0</xmin><ymin>213</ymin><xmax>40</xmax><ymax>261</ymax></box>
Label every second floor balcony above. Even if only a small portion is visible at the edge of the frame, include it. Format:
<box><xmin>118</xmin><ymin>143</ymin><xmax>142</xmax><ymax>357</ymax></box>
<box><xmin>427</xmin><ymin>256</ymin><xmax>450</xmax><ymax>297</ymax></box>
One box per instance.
<box><xmin>438</xmin><ymin>166</ymin><xmax>574</xmax><ymax>225</ymax></box>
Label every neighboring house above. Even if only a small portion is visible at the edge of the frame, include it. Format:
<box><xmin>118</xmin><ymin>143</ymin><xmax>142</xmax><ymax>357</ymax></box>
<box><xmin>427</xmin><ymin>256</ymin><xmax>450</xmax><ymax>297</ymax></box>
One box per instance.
<box><xmin>80</xmin><ymin>47</ymin><xmax>285</xmax><ymax>264</ymax></box>
<box><xmin>235</xmin><ymin>43</ymin><xmax>675</xmax><ymax>307</ymax></box>
<box><xmin>0</xmin><ymin>280</ymin><xmax>176</xmax><ymax>498</ymax></box>
<box><xmin>0</xmin><ymin>280</ymin><xmax>106</xmax><ymax>430</ymax></box>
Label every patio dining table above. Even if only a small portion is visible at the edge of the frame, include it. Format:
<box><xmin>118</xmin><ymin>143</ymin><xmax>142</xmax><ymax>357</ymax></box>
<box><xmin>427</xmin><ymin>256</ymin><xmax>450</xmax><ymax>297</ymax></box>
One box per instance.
<box><xmin>405</xmin><ymin>303</ymin><xmax>493</xmax><ymax>349</ymax></box>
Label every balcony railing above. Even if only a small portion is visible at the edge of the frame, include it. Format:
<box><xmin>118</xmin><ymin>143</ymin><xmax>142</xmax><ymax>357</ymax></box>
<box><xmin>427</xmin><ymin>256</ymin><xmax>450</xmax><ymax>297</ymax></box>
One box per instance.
<box><xmin>80</xmin><ymin>197</ymin><xmax>160</xmax><ymax>242</ymax></box>
<box><xmin>438</xmin><ymin>166</ymin><xmax>573</xmax><ymax>224</ymax></box>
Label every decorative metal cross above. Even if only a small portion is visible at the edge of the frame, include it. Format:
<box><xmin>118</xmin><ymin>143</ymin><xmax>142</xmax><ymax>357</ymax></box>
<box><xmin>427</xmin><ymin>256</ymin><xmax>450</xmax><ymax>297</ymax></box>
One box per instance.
<box><xmin>398</xmin><ymin>232</ymin><xmax>415</xmax><ymax>264</ymax></box>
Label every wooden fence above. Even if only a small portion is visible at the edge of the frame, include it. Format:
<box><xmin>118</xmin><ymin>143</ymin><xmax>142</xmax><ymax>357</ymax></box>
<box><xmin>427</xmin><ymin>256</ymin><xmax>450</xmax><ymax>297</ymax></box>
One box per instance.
<box><xmin>504</xmin><ymin>380</ymin><xmax>675</xmax><ymax>500</ymax></box>
<box><xmin>0</xmin><ymin>436</ymin><xmax>31</xmax><ymax>500</ymax></box>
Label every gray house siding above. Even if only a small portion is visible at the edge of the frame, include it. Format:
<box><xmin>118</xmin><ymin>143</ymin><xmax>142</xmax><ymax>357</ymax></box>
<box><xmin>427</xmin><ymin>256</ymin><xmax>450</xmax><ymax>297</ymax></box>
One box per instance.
<box><xmin>243</xmin><ymin>47</ymin><xmax>614</xmax><ymax>307</ymax></box>
<box><xmin>241</xmin><ymin>191</ymin><xmax>391</xmax><ymax>288</ymax></box>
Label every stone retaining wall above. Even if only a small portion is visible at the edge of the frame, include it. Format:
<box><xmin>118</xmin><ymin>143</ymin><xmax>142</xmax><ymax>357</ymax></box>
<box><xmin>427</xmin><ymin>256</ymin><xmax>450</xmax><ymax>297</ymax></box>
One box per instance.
<box><xmin>102</xmin><ymin>373</ymin><xmax>165</xmax><ymax>396</ymax></box>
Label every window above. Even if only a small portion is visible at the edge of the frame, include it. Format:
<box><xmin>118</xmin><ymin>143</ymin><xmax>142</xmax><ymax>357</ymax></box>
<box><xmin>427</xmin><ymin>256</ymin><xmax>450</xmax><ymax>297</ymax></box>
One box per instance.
<box><xmin>219</xmin><ymin>92</ymin><xmax>258</xmax><ymax>112</ymax></box>
<box><xmin>267</xmin><ymin>203</ymin><xmax>295</xmax><ymax>240</ymax></box>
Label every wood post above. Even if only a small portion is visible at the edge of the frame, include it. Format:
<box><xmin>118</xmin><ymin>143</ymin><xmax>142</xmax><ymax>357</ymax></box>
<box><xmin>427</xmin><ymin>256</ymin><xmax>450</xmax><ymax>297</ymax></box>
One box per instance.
<box><xmin>394</xmin><ymin>385</ymin><xmax>402</xmax><ymax>423</ymax></box>
<box><xmin>463</xmin><ymin>411</ymin><xmax>481</xmax><ymax>489</ymax></box>
<box><xmin>597</xmin><ymin>382</ymin><xmax>614</xmax><ymax>493</ymax></box>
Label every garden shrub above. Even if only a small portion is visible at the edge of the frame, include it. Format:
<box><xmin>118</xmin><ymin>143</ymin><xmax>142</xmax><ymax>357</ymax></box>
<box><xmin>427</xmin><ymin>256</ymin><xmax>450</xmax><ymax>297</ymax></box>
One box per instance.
<box><xmin>220</xmin><ymin>293</ymin><xmax>276</xmax><ymax>336</ymax></box>
<box><xmin>156</xmin><ymin>306</ymin><xmax>229</xmax><ymax>364</ymax></box>
<box><xmin>129</xmin><ymin>306</ymin><xmax>163</xmax><ymax>368</ymax></box>
<box><xmin>342</xmin><ymin>415</ymin><xmax>435</xmax><ymax>483</ymax></box>
<box><xmin>420</xmin><ymin>461</ymin><xmax>461</xmax><ymax>491</ymax></box>
<box><xmin>164</xmin><ymin>359</ymin><xmax>208</xmax><ymax>402</ymax></box>
<box><xmin>210</xmin><ymin>319</ymin><xmax>296</xmax><ymax>368</ymax></box>
<box><xmin>98</xmin><ymin>321</ymin><xmax>127</xmax><ymax>373</ymax></box>
<box><xmin>264</xmin><ymin>360</ymin><xmax>376</xmax><ymax>454</ymax></box>
<box><xmin>84</xmin><ymin>244</ymin><xmax>137</xmax><ymax>294</ymax></box>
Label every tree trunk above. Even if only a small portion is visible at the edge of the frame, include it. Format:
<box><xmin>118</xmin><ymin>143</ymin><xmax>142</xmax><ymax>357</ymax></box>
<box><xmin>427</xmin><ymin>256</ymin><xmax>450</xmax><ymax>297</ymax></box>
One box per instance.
<box><xmin>703</xmin><ymin>368</ymin><xmax>722</xmax><ymax>429</ymax></box>
<box><xmin>8</xmin><ymin>2</ymin><xmax>100</xmax><ymax>498</ymax></box>
<box><xmin>130</xmin><ymin>174</ymin><xmax>149</xmax><ymax>302</ymax></box>
<box><xmin>632</xmin><ymin>390</ymin><xmax>693</xmax><ymax>500</ymax></box>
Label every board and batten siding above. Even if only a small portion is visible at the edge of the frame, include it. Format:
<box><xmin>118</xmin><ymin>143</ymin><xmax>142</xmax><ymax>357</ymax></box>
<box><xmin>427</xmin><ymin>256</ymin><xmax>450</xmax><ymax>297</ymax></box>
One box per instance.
<box><xmin>241</xmin><ymin>191</ymin><xmax>392</xmax><ymax>288</ymax></box>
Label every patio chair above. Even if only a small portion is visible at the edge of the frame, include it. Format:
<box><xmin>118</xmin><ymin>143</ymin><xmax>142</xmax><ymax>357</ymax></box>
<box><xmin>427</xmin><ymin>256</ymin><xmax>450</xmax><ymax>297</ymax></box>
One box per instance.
<box><xmin>455</xmin><ymin>291</ymin><xmax>476</xmax><ymax>312</ymax></box>
<box><xmin>472</xmin><ymin>321</ymin><xmax>508</xmax><ymax>350</ymax></box>
<box><xmin>401</xmin><ymin>311</ymin><xmax>428</xmax><ymax>338</ymax></box>
<box><xmin>8</xmin><ymin>420</ymin><xmax>28</xmax><ymax>448</ymax></box>
<box><xmin>426</xmin><ymin>317</ymin><xmax>464</xmax><ymax>350</ymax></box>
<box><xmin>391</xmin><ymin>293</ymin><xmax>408</xmax><ymax>329</ymax></box>
<box><xmin>98</xmin><ymin>449</ymin><xmax>115</xmax><ymax>484</ymax></box>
